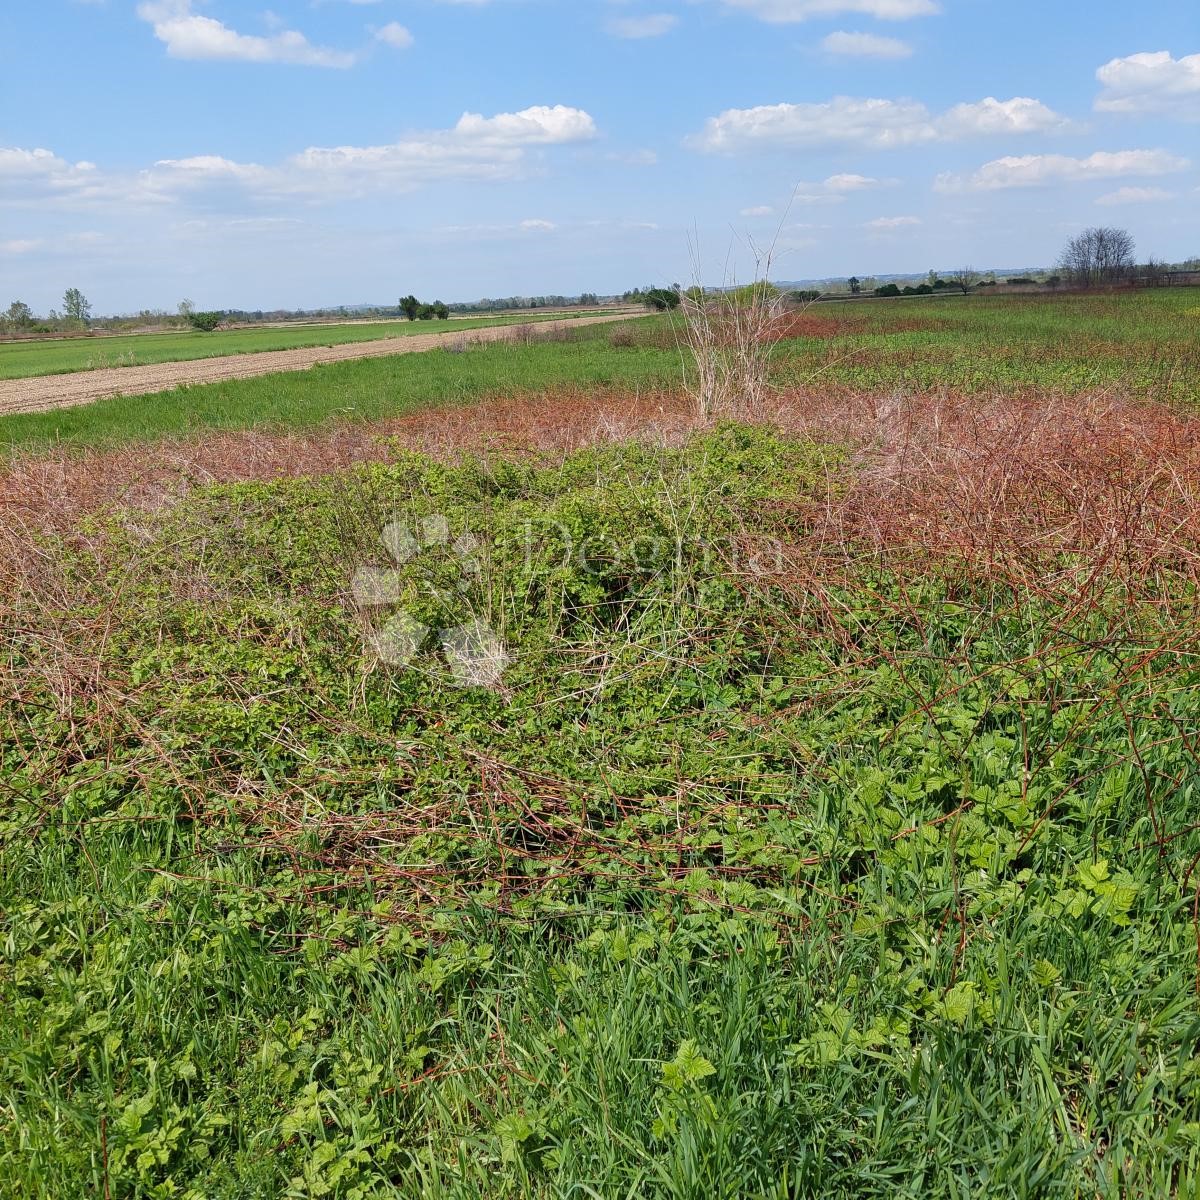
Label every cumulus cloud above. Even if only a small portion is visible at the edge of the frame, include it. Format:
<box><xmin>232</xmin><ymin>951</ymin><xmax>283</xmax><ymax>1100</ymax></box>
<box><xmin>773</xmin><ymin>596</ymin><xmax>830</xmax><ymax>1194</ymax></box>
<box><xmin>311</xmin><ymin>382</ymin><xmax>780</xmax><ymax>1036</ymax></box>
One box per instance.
<box><xmin>374</xmin><ymin>22</ymin><xmax>414</xmax><ymax>50</ymax></box>
<box><xmin>293</xmin><ymin>106</ymin><xmax>596</xmax><ymax>186</ymax></box>
<box><xmin>607</xmin><ymin>13</ymin><xmax>679</xmax><ymax>38</ymax></box>
<box><xmin>724</xmin><ymin>0</ymin><xmax>938</xmax><ymax>22</ymax></box>
<box><xmin>452</xmin><ymin>105</ymin><xmax>598</xmax><ymax>144</ymax></box>
<box><xmin>937</xmin><ymin>96</ymin><xmax>1074</xmax><ymax>137</ymax></box>
<box><xmin>689</xmin><ymin>94</ymin><xmax>1070</xmax><ymax>152</ymax></box>
<box><xmin>866</xmin><ymin>215</ymin><xmax>920</xmax><ymax>228</ymax></box>
<box><xmin>0</xmin><ymin>147</ymin><xmax>117</xmax><ymax>208</ymax></box>
<box><xmin>821</xmin><ymin>31</ymin><xmax>912</xmax><ymax>58</ymax></box>
<box><xmin>1095</xmin><ymin>185</ymin><xmax>1177</xmax><ymax>205</ymax></box>
<box><xmin>1</xmin><ymin>106</ymin><xmax>598</xmax><ymax>212</ymax></box>
<box><xmin>256</xmin><ymin>105</ymin><xmax>598</xmax><ymax>193</ymax></box>
<box><xmin>0</xmin><ymin>147</ymin><xmax>81</xmax><ymax>178</ymax></box>
<box><xmin>935</xmin><ymin>149</ymin><xmax>1190</xmax><ymax>192</ymax></box>
<box><xmin>137</xmin><ymin>0</ymin><xmax>357</xmax><ymax>67</ymax></box>
<box><xmin>1095</xmin><ymin>51</ymin><xmax>1200</xmax><ymax>119</ymax></box>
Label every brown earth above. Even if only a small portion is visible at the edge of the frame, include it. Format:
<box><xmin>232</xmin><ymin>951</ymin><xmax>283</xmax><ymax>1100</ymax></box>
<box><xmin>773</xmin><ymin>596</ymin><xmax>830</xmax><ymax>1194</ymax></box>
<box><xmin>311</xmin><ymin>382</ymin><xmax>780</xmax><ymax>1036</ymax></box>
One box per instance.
<box><xmin>0</xmin><ymin>312</ymin><xmax>644</xmax><ymax>418</ymax></box>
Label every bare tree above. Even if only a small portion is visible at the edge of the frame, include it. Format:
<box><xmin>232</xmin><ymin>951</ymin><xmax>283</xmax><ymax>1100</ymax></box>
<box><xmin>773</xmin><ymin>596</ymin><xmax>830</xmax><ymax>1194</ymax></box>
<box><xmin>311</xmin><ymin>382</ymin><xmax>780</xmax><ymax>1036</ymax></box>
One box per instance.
<box><xmin>1057</xmin><ymin>227</ymin><xmax>1135</xmax><ymax>288</ymax></box>
<box><xmin>1141</xmin><ymin>257</ymin><xmax>1168</xmax><ymax>287</ymax></box>
<box><xmin>951</xmin><ymin>266</ymin><xmax>981</xmax><ymax>294</ymax></box>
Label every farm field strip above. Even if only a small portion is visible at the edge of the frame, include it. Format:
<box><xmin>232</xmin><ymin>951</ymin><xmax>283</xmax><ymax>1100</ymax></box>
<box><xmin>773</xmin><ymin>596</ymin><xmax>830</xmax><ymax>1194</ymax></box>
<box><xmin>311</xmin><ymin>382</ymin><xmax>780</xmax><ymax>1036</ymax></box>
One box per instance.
<box><xmin>0</xmin><ymin>312</ymin><xmax>647</xmax><ymax>417</ymax></box>
<box><xmin>0</xmin><ymin>309</ymin><xmax>630</xmax><ymax>381</ymax></box>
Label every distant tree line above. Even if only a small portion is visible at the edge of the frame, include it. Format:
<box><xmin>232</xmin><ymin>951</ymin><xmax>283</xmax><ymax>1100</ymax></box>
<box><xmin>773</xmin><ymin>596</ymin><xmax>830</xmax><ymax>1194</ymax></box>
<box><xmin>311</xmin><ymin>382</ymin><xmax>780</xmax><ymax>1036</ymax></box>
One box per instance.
<box><xmin>450</xmin><ymin>293</ymin><xmax>601</xmax><ymax>313</ymax></box>
<box><xmin>5</xmin><ymin>235</ymin><xmax>1197</xmax><ymax>341</ymax></box>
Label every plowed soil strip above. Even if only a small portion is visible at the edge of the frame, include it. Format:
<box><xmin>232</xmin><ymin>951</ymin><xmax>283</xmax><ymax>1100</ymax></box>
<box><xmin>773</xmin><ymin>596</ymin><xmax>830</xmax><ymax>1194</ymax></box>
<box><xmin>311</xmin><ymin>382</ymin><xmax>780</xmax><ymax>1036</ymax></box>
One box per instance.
<box><xmin>0</xmin><ymin>313</ymin><xmax>644</xmax><ymax>418</ymax></box>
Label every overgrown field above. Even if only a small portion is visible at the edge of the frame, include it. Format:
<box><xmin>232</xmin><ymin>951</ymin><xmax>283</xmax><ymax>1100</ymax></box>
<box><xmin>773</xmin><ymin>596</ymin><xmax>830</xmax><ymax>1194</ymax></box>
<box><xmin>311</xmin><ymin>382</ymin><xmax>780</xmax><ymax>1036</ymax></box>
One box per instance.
<box><xmin>1</xmin><ymin>290</ymin><xmax>1195</xmax><ymax>454</ymax></box>
<box><xmin>0</xmin><ymin>313</ymin><xmax>604</xmax><ymax>381</ymax></box>
<box><xmin>3</xmin><ymin>290</ymin><xmax>1200</xmax><ymax>1197</ymax></box>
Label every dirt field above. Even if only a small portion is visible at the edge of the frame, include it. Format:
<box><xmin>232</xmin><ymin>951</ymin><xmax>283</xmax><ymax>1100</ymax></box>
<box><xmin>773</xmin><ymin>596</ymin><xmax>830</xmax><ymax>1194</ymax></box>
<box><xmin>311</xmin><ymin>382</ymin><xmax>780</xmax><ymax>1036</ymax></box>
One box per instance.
<box><xmin>0</xmin><ymin>312</ymin><xmax>643</xmax><ymax>418</ymax></box>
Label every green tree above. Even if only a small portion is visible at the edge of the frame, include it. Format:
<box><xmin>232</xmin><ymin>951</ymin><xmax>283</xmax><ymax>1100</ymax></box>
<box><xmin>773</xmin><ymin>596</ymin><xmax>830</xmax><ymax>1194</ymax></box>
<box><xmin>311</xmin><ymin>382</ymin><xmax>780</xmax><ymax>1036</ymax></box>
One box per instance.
<box><xmin>4</xmin><ymin>300</ymin><xmax>33</xmax><ymax>329</ymax></box>
<box><xmin>848</xmin><ymin>277</ymin><xmax>861</xmax><ymax>295</ymax></box>
<box><xmin>188</xmin><ymin>311</ymin><xmax>222</xmax><ymax>332</ymax></box>
<box><xmin>399</xmin><ymin>295</ymin><xmax>421</xmax><ymax>321</ymax></box>
<box><xmin>62</xmin><ymin>288</ymin><xmax>92</xmax><ymax>324</ymax></box>
<box><xmin>641</xmin><ymin>287</ymin><xmax>681</xmax><ymax>311</ymax></box>
<box><xmin>431</xmin><ymin>301</ymin><xmax>450</xmax><ymax>320</ymax></box>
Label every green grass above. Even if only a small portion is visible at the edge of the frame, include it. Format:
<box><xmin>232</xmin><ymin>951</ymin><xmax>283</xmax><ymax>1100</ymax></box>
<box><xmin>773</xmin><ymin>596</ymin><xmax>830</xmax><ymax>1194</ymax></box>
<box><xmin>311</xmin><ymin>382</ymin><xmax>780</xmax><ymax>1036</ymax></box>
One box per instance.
<box><xmin>4</xmin><ymin>424</ymin><xmax>1200</xmax><ymax>1196</ymax></box>
<box><xmin>0</xmin><ymin>313</ymin><xmax>606</xmax><ymax>380</ymax></box>
<box><xmin>3</xmin><ymin>289</ymin><xmax>1200</xmax><ymax>1195</ymax></box>
<box><xmin>770</xmin><ymin>288</ymin><xmax>1200</xmax><ymax>403</ymax></box>
<box><xmin>0</xmin><ymin>337</ymin><xmax>677</xmax><ymax>454</ymax></box>
<box><xmin>3</xmin><ymin>289</ymin><xmax>1194</xmax><ymax>458</ymax></box>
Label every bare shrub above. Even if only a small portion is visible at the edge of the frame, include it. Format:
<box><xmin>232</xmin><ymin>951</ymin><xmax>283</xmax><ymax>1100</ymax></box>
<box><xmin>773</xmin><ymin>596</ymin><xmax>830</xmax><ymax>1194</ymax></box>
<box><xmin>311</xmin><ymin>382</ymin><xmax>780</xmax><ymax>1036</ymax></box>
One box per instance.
<box><xmin>676</xmin><ymin>237</ymin><xmax>795</xmax><ymax>421</ymax></box>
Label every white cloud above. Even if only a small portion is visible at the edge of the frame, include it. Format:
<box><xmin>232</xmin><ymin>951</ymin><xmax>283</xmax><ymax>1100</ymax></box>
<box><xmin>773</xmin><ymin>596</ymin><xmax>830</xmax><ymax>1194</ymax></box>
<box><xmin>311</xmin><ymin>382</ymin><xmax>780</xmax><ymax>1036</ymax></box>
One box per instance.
<box><xmin>1095</xmin><ymin>51</ymin><xmax>1200</xmax><ymax>119</ymax></box>
<box><xmin>740</xmin><ymin>205</ymin><xmax>775</xmax><ymax>216</ymax></box>
<box><xmin>374</xmin><ymin>22</ymin><xmax>414</xmax><ymax>50</ymax></box>
<box><xmin>520</xmin><ymin>219</ymin><xmax>557</xmax><ymax>231</ymax></box>
<box><xmin>0</xmin><ymin>147</ymin><xmax>115</xmax><ymax>208</ymax></box>
<box><xmin>1095</xmin><ymin>185</ymin><xmax>1177</xmax><ymax>205</ymax></box>
<box><xmin>821</xmin><ymin>31</ymin><xmax>912</xmax><ymax>58</ymax></box>
<box><xmin>724</xmin><ymin>0</ymin><xmax>938</xmax><ymax>22</ymax></box>
<box><xmin>0</xmin><ymin>239</ymin><xmax>43</xmax><ymax>255</ymax></box>
<box><xmin>1</xmin><ymin>106</ymin><xmax>598</xmax><ymax>213</ymax></box>
<box><xmin>935</xmin><ymin>149</ymin><xmax>1190</xmax><ymax>192</ymax></box>
<box><xmin>149</xmin><ymin>155</ymin><xmax>271</xmax><ymax>189</ymax></box>
<box><xmin>689</xmin><ymin>94</ymin><xmax>1070</xmax><ymax>152</ymax></box>
<box><xmin>136</xmin><ymin>0</ymin><xmax>357</xmax><ymax>68</ymax></box>
<box><xmin>691</xmin><ymin>97</ymin><xmax>935</xmax><ymax>151</ymax></box>
<box><xmin>277</xmin><ymin>105</ymin><xmax>598</xmax><ymax>194</ymax></box>
<box><xmin>607</xmin><ymin>13</ymin><xmax>679</xmax><ymax>38</ymax></box>
<box><xmin>823</xmin><ymin>172</ymin><xmax>890</xmax><ymax>190</ymax></box>
<box><xmin>937</xmin><ymin>97</ymin><xmax>1074</xmax><ymax>137</ymax></box>
<box><xmin>0</xmin><ymin>147</ymin><xmax>72</xmax><ymax>177</ymax></box>
<box><xmin>291</xmin><ymin>107</ymin><xmax>595</xmax><ymax>187</ymax></box>
<box><xmin>866</xmin><ymin>215</ymin><xmax>920</xmax><ymax>228</ymax></box>
<box><xmin>453</xmin><ymin>105</ymin><xmax>598</xmax><ymax>144</ymax></box>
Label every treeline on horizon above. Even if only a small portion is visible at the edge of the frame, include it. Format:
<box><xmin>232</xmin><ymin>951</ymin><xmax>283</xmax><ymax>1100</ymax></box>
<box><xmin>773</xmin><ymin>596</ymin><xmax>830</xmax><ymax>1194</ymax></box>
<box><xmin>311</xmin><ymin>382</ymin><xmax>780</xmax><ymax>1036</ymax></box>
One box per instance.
<box><xmin>4</xmin><ymin>237</ymin><xmax>1198</xmax><ymax>337</ymax></box>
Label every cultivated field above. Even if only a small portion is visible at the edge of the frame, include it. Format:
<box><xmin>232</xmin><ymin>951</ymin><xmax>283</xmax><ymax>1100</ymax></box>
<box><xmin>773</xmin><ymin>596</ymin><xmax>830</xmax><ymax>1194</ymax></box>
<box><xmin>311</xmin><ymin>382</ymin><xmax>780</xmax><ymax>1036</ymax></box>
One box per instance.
<box><xmin>0</xmin><ymin>310</ymin><xmax>622</xmax><ymax>382</ymax></box>
<box><xmin>0</xmin><ymin>313</ymin><xmax>644</xmax><ymax>417</ymax></box>
<box><xmin>3</xmin><ymin>290</ymin><xmax>1200</xmax><ymax>1197</ymax></box>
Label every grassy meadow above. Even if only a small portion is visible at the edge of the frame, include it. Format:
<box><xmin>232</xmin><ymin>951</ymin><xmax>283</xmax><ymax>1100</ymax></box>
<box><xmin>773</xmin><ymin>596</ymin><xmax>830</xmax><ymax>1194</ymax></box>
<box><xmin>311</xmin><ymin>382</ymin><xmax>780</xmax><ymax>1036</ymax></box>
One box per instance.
<box><xmin>3</xmin><ymin>289</ymin><xmax>1200</xmax><ymax>1197</ymax></box>
<box><xmin>1</xmin><ymin>288</ymin><xmax>1196</xmax><ymax>454</ymax></box>
<box><xmin>0</xmin><ymin>312</ymin><xmax>606</xmax><ymax>381</ymax></box>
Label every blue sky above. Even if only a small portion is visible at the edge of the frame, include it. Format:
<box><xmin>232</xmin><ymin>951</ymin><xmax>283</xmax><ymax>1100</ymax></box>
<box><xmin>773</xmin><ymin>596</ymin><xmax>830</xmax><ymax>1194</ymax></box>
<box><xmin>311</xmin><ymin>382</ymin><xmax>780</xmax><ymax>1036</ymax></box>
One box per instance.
<box><xmin>1</xmin><ymin>0</ymin><xmax>1196</xmax><ymax>312</ymax></box>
